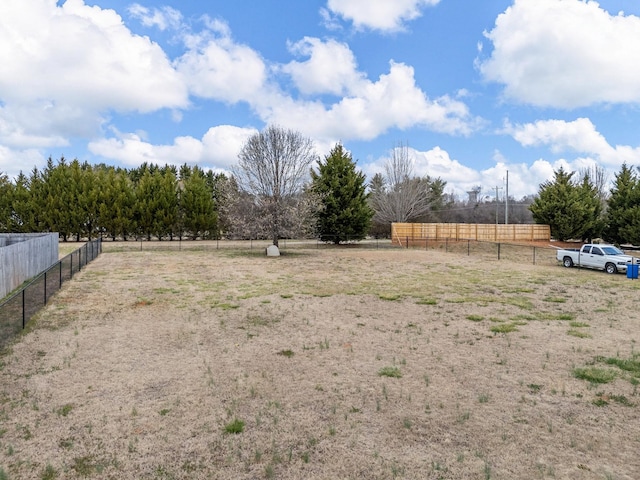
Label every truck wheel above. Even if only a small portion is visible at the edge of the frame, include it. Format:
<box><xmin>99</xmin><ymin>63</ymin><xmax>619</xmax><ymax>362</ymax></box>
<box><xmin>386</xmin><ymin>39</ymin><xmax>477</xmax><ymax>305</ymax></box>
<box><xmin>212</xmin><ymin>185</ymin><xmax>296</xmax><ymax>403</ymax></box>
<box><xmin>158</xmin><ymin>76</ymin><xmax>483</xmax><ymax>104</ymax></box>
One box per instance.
<box><xmin>605</xmin><ymin>263</ymin><xmax>617</xmax><ymax>274</ymax></box>
<box><xmin>563</xmin><ymin>257</ymin><xmax>574</xmax><ymax>268</ymax></box>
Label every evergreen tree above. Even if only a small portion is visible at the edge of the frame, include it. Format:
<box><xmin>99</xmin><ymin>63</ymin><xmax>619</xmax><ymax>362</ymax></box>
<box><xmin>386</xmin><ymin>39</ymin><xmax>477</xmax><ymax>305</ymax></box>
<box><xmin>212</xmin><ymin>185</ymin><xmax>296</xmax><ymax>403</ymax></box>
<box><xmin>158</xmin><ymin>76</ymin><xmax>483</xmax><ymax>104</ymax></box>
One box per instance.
<box><xmin>604</xmin><ymin>164</ymin><xmax>639</xmax><ymax>244</ymax></box>
<box><xmin>311</xmin><ymin>143</ymin><xmax>372</xmax><ymax>244</ymax></box>
<box><xmin>9</xmin><ymin>172</ymin><xmax>36</xmax><ymax>232</ymax></box>
<box><xmin>42</xmin><ymin>157</ymin><xmax>74</xmax><ymax>240</ymax></box>
<box><xmin>134</xmin><ymin>167</ymin><xmax>178</xmax><ymax>240</ymax></box>
<box><xmin>157</xmin><ymin>168</ymin><xmax>179</xmax><ymax>239</ymax></box>
<box><xmin>577</xmin><ymin>171</ymin><xmax>604</xmax><ymax>242</ymax></box>
<box><xmin>0</xmin><ymin>173</ymin><xmax>11</xmax><ymax>231</ymax></box>
<box><xmin>180</xmin><ymin>167</ymin><xmax>218</xmax><ymax>239</ymax></box>
<box><xmin>529</xmin><ymin>167</ymin><xmax>600</xmax><ymax>241</ymax></box>
<box><xmin>367</xmin><ymin>173</ymin><xmax>389</xmax><ymax>238</ymax></box>
<box><xmin>135</xmin><ymin>169</ymin><xmax>162</xmax><ymax>241</ymax></box>
<box><xmin>99</xmin><ymin>168</ymin><xmax>136</xmax><ymax>240</ymax></box>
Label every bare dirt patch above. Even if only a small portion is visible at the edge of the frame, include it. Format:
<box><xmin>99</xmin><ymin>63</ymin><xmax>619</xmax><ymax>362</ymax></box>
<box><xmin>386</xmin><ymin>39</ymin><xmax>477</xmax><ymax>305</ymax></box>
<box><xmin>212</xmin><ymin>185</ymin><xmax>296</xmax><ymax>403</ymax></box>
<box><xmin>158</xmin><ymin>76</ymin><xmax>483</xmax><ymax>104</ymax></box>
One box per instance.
<box><xmin>1</xmin><ymin>246</ymin><xmax>640</xmax><ymax>479</ymax></box>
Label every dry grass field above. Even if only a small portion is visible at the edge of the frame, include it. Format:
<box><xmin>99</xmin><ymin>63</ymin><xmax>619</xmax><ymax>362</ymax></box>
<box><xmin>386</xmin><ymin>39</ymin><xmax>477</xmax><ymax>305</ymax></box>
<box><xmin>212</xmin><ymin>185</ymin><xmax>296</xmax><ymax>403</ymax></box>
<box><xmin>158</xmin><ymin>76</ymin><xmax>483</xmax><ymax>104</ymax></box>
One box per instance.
<box><xmin>1</xmin><ymin>245</ymin><xmax>640</xmax><ymax>479</ymax></box>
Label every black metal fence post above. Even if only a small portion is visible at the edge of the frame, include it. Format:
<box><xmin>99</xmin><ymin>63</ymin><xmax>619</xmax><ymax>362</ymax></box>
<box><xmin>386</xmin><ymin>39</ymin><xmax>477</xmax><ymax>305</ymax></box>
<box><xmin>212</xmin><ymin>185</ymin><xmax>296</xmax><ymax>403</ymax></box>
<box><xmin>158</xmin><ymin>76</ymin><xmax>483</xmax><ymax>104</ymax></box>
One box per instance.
<box><xmin>468</xmin><ymin>240</ymin><xmax>470</xmax><ymax>256</ymax></box>
<box><xmin>44</xmin><ymin>271</ymin><xmax>47</xmax><ymax>305</ymax></box>
<box><xmin>22</xmin><ymin>289</ymin><xmax>25</xmax><ymax>329</ymax></box>
<box><xmin>498</xmin><ymin>243</ymin><xmax>501</xmax><ymax>260</ymax></box>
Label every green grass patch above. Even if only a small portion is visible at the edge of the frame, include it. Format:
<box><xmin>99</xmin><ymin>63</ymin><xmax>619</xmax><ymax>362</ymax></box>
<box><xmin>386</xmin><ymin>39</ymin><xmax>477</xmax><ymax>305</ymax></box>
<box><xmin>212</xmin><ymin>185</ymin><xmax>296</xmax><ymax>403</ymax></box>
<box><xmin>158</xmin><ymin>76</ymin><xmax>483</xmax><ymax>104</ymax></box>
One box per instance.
<box><xmin>569</xmin><ymin>321</ymin><xmax>590</xmax><ymax>328</ymax></box>
<box><xmin>378</xmin><ymin>366</ymin><xmax>402</xmax><ymax>378</ymax></box>
<box><xmin>528</xmin><ymin>384</ymin><xmax>543</xmax><ymax>393</ymax></box>
<box><xmin>445</xmin><ymin>297</ymin><xmax>467</xmax><ymax>304</ymax></box>
<box><xmin>416</xmin><ymin>298</ymin><xmax>437</xmax><ymax>305</ymax></box>
<box><xmin>277</xmin><ymin>349</ymin><xmax>294</xmax><ymax>358</ymax></box>
<box><xmin>41</xmin><ymin>464</ymin><xmax>58</xmax><ymax>480</ymax></box>
<box><xmin>599</xmin><ymin>356</ymin><xmax>640</xmax><ymax>377</ymax></box>
<box><xmin>490</xmin><ymin>323</ymin><xmax>517</xmax><ymax>334</ymax></box>
<box><xmin>56</xmin><ymin>404</ymin><xmax>73</xmax><ymax>417</ymax></box>
<box><xmin>593</xmin><ymin>393</ymin><xmax>634</xmax><ymax>407</ymax></box>
<box><xmin>71</xmin><ymin>456</ymin><xmax>97</xmax><ymax>476</ymax></box>
<box><xmin>572</xmin><ymin>367</ymin><xmax>617</xmax><ymax>384</ymax></box>
<box><xmin>466</xmin><ymin>314</ymin><xmax>484</xmax><ymax>322</ymax></box>
<box><xmin>567</xmin><ymin>329</ymin><xmax>592</xmax><ymax>339</ymax></box>
<box><xmin>503</xmin><ymin>287</ymin><xmax>535</xmax><ymax>294</ymax></box>
<box><xmin>212</xmin><ymin>302</ymin><xmax>240</xmax><ymax>310</ymax></box>
<box><xmin>543</xmin><ymin>296</ymin><xmax>567</xmax><ymax>303</ymax></box>
<box><xmin>379</xmin><ymin>294</ymin><xmax>402</xmax><ymax>301</ymax></box>
<box><xmin>224</xmin><ymin>418</ymin><xmax>245</xmax><ymax>434</ymax></box>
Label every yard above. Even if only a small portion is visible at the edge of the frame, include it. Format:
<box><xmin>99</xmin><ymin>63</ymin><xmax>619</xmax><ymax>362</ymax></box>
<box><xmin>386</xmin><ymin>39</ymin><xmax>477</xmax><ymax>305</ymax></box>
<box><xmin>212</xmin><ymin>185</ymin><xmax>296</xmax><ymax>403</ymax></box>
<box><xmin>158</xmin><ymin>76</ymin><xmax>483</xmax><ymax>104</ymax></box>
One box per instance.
<box><xmin>0</xmin><ymin>245</ymin><xmax>639</xmax><ymax>479</ymax></box>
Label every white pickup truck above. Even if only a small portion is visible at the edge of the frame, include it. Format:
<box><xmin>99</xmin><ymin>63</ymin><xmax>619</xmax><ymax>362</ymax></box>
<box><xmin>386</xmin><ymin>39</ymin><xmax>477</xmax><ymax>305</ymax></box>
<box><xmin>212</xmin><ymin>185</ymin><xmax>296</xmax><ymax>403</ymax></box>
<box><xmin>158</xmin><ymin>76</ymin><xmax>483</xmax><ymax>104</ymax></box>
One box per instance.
<box><xmin>556</xmin><ymin>244</ymin><xmax>634</xmax><ymax>274</ymax></box>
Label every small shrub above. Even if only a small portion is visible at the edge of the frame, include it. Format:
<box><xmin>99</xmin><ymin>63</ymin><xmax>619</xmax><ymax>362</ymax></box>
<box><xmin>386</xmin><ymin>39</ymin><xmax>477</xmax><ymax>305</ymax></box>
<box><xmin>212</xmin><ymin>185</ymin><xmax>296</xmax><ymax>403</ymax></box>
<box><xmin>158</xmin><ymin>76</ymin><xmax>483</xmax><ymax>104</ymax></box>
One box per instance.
<box><xmin>277</xmin><ymin>349</ymin><xmax>294</xmax><ymax>357</ymax></box>
<box><xmin>466</xmin><ymin>314</ymin><xmax>484</xmax><ymax>322</ymax></box>
<box><xmin>224</xmin><ymin>418</ymin><xmax>245</xmax><ymax>434</ymax></box>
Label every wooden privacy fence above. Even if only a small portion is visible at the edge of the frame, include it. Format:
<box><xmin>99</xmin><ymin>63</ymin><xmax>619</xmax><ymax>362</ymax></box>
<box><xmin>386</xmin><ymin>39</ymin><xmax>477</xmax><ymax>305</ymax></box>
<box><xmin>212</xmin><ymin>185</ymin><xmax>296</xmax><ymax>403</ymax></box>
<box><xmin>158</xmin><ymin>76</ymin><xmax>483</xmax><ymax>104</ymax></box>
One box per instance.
<box><xmin>391</xmin><ymin>223</ymin><xmax>551</xmax><ymax>245</ymax></box>
<box><xmin>0</xmin><ymin>233</ymin><xmax>58</xmax><ymax>299</ymax></box>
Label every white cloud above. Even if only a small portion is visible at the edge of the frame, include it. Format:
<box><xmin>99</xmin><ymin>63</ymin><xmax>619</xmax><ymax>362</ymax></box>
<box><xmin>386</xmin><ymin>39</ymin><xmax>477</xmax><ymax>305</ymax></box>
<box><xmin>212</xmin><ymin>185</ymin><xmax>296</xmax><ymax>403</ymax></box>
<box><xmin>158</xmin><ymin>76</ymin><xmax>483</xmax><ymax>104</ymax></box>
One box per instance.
<box><xmin>201</xmin><ymin>125</ymin><xmax>259</xmax><ymax>167</ymax></box>
<box><xmin>324</xmin><ymin>0</ymin><xmax>440</xmax><ymax>32</ymax></box>
<box><xmin>282</xmin><ymin>37</ymin><xmax>365</xmax><ymax>96</ymax></box>
<box><xmin>363</xmin><ymin>146</ymin><xmax>481</xmax><ymax>197</ymax></box>
<box><xmin>127</xmin><ymin>3</ymin><xmax>183</xmax><ymax>31</ymax></box>
<box><xmin>479</xmin><ymin>0</ymin><xmax>640</xmax><ymax>108</ymax></box>
<box><xmin>0</xmin><ymin>0</ymin><xmax>188</xmax><ymax>153</ymax></box>
<box><xmin>361</xmin><ymin>144</ymin><xmax>619</xmax><ymax>200</ymax></box>
<box><xmin>175</xmin><ymin>28</ymin><xmax>267</xmax><ymax>104</ymax></box>
<box><xmin>0</xmin><ymin>145</ymin><xmax>46</xmax><ymax>179</ymax></box>
<box><xmin>504</xmin><ymin>118</ymin><xmax>640</xmax><ymax>167</ymax></box>
<box><xmin>266</xmin><ymin>58</ymin><xmax>480</xmax><ymax>142</ymax></box>
<box><xmin>0</xmin><ymin>0</ymin><xmax>188</xmax><ymax>112</ymax></box>
<box><xmin>89</xmin><ymin>125</ymin><xmax>257</xmax><ymax>170</ymax></box>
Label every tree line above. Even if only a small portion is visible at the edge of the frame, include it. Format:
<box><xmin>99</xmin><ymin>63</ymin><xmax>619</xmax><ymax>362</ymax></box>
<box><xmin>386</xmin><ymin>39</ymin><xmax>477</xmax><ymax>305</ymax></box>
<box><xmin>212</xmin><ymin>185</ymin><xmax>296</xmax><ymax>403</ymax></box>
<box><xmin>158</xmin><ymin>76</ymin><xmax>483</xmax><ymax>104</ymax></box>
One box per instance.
<box><xmin>0</xmin><ymin>126</ymin><xmax>539</xmax><ymax>244</ymax></box>
<box><xmin>0</xmin><ymin>158</ymin><xmax>224</xmax><ymax>241</ymax></box>
<box><xmin>530</xmin><ymin>164</ymin><xmax>640</xmax><ymax>244</ymax></box>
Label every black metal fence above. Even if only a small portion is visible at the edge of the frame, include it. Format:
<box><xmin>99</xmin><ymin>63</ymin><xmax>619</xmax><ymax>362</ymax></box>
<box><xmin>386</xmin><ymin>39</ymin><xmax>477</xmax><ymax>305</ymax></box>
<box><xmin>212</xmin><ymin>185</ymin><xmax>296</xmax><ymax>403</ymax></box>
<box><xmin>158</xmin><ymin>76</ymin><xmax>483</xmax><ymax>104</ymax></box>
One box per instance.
<box><xmin>396</xmin><ymin>236</ymin><xmax>559</xmax><ymax>266</ymax></box>
<box><xmin>98</xmin><ymin>237</ymin><xmax>396</xmax><ymax>252</ymax></box>
<box><xmin>96</xmin><ymin>236</ymin><xmax>560</xmax><ymax>265</ymax></box>
<box><xmin>0</xmin><ymin>238</ymin><xmax>102</xmax><ymax>350</ymax></box>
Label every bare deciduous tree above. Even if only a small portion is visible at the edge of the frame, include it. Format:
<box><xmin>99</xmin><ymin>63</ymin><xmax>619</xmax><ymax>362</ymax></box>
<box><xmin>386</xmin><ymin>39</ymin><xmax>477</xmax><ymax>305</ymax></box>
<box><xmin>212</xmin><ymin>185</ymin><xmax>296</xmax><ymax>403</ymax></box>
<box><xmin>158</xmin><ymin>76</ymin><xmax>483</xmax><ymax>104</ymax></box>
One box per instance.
<box><xmin>370</xmin><ymin>142</ymin><xmax>444</xmax><ymax>224</ymax></box>
<box><xmin>232</xmin><ymin>125</ymin><xmax>319</xmax><ymax>246</ymax></box>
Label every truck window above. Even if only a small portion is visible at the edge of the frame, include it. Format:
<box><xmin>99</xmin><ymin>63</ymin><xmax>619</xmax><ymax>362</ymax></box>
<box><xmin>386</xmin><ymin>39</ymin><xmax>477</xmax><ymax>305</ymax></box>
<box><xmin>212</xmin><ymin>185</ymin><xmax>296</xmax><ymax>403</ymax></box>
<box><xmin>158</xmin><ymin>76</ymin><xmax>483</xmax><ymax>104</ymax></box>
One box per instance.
<box><xmin>592</xmin><ymin>247</ymin><xmax>603</xmax><ymax>255</ymax></box>
<box><xmin>582</xmin><ymin>246</ymin><xmax>591</xmax><ymax>254</ymax></box>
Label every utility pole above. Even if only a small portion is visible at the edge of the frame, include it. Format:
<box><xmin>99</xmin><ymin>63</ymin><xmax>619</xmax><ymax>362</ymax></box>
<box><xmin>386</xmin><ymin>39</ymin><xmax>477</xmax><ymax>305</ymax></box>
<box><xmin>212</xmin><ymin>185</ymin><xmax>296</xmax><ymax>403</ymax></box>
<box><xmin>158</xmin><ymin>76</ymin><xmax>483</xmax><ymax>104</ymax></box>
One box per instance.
<box><xmin>505</xmin><ymin>170</ymin><xmax>509</xmax><ymax>225</ymax></box>
<box><xmin>494</xmin><ymin>186</ymin><xmax>503</xmax><ymax>224</ymax></box>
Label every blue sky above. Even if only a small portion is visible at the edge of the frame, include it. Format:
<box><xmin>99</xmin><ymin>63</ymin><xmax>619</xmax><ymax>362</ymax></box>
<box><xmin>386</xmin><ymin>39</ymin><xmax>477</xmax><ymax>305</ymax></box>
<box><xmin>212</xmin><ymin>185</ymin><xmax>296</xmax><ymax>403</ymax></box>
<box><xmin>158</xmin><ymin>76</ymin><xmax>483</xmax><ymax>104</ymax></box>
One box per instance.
<box><xmin>2</xmin><ymin>0</ymin><xmax>640</xmax><ymax>199</ymax></box>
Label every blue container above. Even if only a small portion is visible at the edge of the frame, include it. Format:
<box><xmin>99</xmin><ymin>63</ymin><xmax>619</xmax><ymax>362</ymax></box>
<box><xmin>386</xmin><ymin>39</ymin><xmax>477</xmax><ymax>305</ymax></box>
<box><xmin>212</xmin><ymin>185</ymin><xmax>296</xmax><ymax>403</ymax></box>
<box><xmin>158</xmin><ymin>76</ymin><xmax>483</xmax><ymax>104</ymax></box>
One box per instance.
<box><xmin>627</xmin><ymin>264</ymin><xmax>639</xmax><ymax>279</ymax></box>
